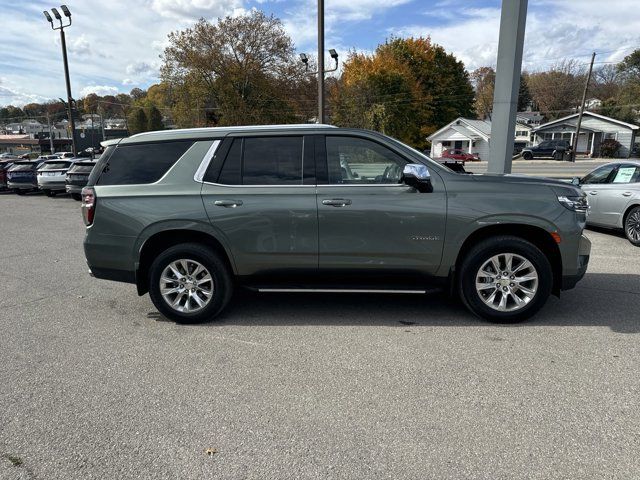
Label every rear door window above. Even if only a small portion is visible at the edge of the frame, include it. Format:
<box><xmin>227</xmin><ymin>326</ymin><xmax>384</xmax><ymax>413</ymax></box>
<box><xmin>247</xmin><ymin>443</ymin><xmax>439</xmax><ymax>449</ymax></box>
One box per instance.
<box><xmin>95</xmin><ymin>141</ymin><xmax>193</xmax><ymax>185</ymax></box>
<box><xmin>215</xmin><ymin>136</ymin><xmax>304</xmax><ymax>185</ymax></box>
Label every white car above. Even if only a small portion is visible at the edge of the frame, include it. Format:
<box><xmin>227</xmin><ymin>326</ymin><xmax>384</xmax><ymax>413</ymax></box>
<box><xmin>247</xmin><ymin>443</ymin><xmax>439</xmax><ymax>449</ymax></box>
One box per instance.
<box><xmin>37</xmin><ymin>159</ymin><xmax>78</xmax><ymax>197</ymax></box>
<box><xmin>575</xmin><ymin>161</ymin><xmax>640</xmax><ymax>246</ymax></box>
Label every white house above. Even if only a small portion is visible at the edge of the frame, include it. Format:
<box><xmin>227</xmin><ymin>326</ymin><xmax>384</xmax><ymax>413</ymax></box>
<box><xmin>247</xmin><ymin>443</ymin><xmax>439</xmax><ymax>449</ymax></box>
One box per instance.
<box><xmin>427</xmin><ymin>117</ymin><xmax>533</xmax><ymax>160</ymax></box>
<box><xmin>532</xmin><ymin>111</ymin><xmax>639</xmax><ymax>157</ymax></box>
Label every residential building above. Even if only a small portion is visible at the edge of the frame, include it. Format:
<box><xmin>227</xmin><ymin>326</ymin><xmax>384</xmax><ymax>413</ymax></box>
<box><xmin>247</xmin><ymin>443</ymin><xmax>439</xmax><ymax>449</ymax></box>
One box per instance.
<box><xmin>426</xmin><ymin>118</ymin><xmax>533</xmax><ymax>160</ymax></box>
<box><xmin>532</xmin><ymin>111</ymin><xmax>639</xmax><ymax>157</ymax></box>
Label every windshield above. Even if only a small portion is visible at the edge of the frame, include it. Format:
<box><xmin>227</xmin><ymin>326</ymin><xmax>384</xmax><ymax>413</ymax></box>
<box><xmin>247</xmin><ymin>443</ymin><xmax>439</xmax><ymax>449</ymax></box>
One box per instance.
<box><xmin>40</xmin><ymin>161</ymin><xmax>72</xmax><ymax>170</ymax></box>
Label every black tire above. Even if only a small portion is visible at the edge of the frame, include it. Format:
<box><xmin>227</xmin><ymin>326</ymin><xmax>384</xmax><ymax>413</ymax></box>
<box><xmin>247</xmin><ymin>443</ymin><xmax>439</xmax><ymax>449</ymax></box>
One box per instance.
<box><xmin>71</xmin><ymin>193</ymin><xmax>82</xmax><ymax>201</ymax></box>
<box><xmin>458</xmin><ymin>236</ymin><xmax>553</xmax><ymax>323</ymax></box>
<box><xmin>624</xmin><ymin>206</ymin><xmax>640</xmax><ymax>246</ymax></box>
<box><xmin>522</xmin><ymin>151</ymin><xmax>533</xmax><ymax>160</ymax></box>
<box><xmin>44</xmin><ymin>190</ymin><xmax>56</xmax><ymax>197</ymax></box>
<box><xmin>148</xmin><ymin>243</ymin><xmax>233</xmax><ymax>323</ymax></box>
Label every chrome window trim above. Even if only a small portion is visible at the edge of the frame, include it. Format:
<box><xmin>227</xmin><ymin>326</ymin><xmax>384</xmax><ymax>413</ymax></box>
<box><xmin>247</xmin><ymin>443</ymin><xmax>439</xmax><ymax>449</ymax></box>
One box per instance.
<box><xmin>193</xmin><ymin>140</ymin><xmax>221</xmax><ymax>183</ymax></box>
<box><xmin>201</xmin><ymin>181</ymin><xmax>407</xmax><ymax>188</ymax></box>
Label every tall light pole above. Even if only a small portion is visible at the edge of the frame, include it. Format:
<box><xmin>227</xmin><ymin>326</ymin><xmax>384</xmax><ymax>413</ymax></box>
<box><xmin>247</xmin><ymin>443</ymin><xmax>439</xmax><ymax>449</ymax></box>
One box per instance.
<box><xmin>43</xmin><ymin>5</ymin><xmax>77</xmax><ymax>156</ymax></box>
<box><xmin>317</xmin><ymin>0</ymin><xmax>325</xmax><ymax>124</ymax></box>
<box><xmin>300</xmin><ymin>44</ymin><xmax>338</xmax><ymax>123</ymax></box>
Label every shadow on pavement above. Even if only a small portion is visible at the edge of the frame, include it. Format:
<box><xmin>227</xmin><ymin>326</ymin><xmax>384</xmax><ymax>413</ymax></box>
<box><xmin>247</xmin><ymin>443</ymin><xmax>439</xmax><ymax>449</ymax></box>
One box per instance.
<box><xmin>153</xmin><ymin>273</ymin><xmax>640</xmax><ymax>334</ymax></box>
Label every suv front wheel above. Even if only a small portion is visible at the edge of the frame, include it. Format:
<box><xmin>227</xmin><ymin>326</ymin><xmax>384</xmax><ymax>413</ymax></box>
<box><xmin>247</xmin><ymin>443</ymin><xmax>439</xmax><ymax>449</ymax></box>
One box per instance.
<box><xmin>148</xmin><ymin>243</ymin><xmax>233</xmax><ymax>323</ymax></box>
<box><xmin>458</xmin><ymin>236</ymin><xmax>553</xmax><ymax>322</ymax></box>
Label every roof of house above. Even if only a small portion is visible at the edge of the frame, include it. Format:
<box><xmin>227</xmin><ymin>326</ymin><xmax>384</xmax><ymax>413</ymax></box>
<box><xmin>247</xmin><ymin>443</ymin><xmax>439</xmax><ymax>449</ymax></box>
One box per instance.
<box><xmin>427</xmin><ymin>118</ymin><xmax>491</xmax><ymax>141</ymax></box>
<box><xmin>533</xmin><ymin>111</ymin><xmax>639</xmax><ymax>132</ymax></box>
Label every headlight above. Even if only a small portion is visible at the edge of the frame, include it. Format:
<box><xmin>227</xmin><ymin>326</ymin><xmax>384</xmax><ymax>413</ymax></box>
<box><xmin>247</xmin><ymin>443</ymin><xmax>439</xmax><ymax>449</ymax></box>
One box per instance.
<box><xmin>557</xmin><ymin>195</ymin><xmax>589</xmax><ymax>214</ymax></box>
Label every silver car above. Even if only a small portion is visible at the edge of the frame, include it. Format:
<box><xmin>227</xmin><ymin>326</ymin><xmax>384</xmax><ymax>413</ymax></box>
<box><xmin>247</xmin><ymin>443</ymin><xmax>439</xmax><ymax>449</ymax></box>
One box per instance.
<box><xmin>576</xmin><ymin>161</ymin><xmax>640</xmax><ymax>246</ymax></box>
<box><xmin>37</xmin><ymin>159</ymin><xmax>77</xmax><ymax>197</ymax></box>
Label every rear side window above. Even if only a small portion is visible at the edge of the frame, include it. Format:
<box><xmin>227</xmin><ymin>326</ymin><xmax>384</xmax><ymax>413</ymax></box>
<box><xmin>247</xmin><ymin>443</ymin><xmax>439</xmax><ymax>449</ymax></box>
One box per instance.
<box><xmin>216</xmin><ymin>136</ymin><xmax>304</xmax><ymax>185</ymax></box>
<box><xmin>96</xmin><ymin>141</ymin><xmax>193</xmax><ymax>185</ymax></box>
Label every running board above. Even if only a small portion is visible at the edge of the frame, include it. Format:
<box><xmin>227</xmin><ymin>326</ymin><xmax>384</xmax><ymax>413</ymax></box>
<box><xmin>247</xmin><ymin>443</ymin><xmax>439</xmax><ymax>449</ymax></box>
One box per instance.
<box><xmin>257</xmin><ymin>288</ymin><xmax>429</xmax><ymax>294</ymax></box>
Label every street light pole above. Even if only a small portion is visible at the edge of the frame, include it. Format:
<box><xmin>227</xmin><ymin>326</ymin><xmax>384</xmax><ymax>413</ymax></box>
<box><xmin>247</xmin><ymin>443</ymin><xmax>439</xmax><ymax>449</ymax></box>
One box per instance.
<box><xmin>43</xmin><ymin>5</ymin><xmax>77</xmax><ymax>156</ymax></box>
<box><xmin>317</xmin><ymin>0</ymin><xmax>325</xmax><ymax>124</ymax></box>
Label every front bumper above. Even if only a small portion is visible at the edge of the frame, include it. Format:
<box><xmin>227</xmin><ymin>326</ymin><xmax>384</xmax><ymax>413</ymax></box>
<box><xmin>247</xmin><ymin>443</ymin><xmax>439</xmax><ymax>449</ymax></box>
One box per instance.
<box><xmin>561</xmin><ymin>234</ymin><xmax>591</xmax><ymax>290</ymax></box>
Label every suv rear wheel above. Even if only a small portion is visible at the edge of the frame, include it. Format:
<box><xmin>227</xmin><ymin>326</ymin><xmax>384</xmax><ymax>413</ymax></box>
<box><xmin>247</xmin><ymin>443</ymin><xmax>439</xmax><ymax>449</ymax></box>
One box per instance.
<box><xmin>458</xmin><ymin>236</ymin><xmax>553</xmax><ymax>322</ymax></box>
<box><xmin>148</xmin><ymin>243</ymin><xmax>233</xmax><ymax>323</ymax></box>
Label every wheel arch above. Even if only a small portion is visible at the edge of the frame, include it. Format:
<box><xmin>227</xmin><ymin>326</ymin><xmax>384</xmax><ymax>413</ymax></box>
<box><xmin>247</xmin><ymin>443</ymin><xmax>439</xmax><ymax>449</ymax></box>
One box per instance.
<box><xmin>622</xmin><ymin>202</ymin><xmax>640</xmax><ymax>228</ymax></box>
<box><xmin>453</xmin><ymin>223</ymin><xmax>563</xmax><ymax>296</ymax></box>
<box><xmin>136</xmin><ymin>228</ymin><xmax>236</xmax><ymax>296</ymax></box>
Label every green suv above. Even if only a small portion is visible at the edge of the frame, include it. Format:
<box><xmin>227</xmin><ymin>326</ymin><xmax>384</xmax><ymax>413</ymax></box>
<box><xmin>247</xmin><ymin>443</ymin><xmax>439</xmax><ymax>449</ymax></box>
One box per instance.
<box><xmin>82</xmin><ymin>125</ymin><xmax>590</xmax><ymax>323</ymax></box>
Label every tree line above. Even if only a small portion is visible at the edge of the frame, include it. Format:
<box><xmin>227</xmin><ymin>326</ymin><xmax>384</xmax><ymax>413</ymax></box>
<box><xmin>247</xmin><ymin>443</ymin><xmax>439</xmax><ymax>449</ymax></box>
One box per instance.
<box><xmin>2</xmin><ymin>10</ymin><xmax>639</xmax><ymax>148</ymax></box>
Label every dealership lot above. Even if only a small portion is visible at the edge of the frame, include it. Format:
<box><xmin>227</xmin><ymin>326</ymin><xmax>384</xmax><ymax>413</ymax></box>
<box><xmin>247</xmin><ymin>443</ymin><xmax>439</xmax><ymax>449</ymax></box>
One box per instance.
<box><xmin>1</xmin><ymin>193</ymin><xmax>639</xmax><ymax>479</ymax></box>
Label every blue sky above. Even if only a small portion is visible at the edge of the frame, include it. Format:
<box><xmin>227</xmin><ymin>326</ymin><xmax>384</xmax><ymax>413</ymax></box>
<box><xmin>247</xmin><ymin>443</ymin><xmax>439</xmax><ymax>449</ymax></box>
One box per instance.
<box><xmin>1</xmin><ymin>0</ymin><xmax>638</xmax><ymax>107</ymax></box>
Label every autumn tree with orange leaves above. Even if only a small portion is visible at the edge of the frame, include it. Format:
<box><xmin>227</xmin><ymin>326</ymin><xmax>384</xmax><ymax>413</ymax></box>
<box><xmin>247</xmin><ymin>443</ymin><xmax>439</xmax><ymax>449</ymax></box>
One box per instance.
<box><xmin>330</xmin><ymin>37</ymin><xmax>474</xmax><ymax>150</ymax></box>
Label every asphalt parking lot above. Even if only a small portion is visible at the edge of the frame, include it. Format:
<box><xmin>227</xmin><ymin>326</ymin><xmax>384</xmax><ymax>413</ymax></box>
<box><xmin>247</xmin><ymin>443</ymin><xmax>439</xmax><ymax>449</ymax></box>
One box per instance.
<box><xmin>1</xmin><ymin>192</ymin><xmax>639</xmax><ymax>480</ymax></box>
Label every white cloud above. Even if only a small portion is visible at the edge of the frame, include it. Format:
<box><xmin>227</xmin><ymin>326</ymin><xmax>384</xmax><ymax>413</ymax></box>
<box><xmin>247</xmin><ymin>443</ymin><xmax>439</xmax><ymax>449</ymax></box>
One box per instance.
<box><xmin>150</xmin><ymin>0</ymin><xmax>245</xmax><ymax>20</ymax></box>
<box><xmin>0</xmin><ymin>80</ymin><xmax>47</xmax><ymax>107</ymax></box>
<box><xmin>79</xmin><ymin>85</ymin><xmax>120</xmax><ymax>97</ymax></box>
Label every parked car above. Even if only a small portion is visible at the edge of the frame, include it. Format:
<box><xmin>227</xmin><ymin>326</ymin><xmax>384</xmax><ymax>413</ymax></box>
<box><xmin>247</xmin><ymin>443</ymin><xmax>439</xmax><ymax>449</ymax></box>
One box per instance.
<box><xmin>54</xmin><ymin>152</ymin><xmax>75</xmax><ymax>159</ymax></box>
<box><xmin>521</xmin><ymin>140</ymin><xmax>572</xmax><ymax>160</ymax></box>
<box><xmin>0</xmin><ymin>153</ymin><xmax>19</xmax><ymax>160</ymax></box>
<box><xmin>66</xmin><ymin>160</ymin><xmax>96</xmax><ymax>200</ymax></box>
<box><xmin>82</xmin><ymin>125</ymin><xmax>591</xmax><ymax>324</ymax></box>
<box><xmin>0</xmin><ymin>159</ymin><xmax>16</xmax><ymax>190</ymax></box>
<box><xmin>573</xmin><ymin>161</ymin><xmax>640</xmax><ymax>246</ymax></box>
<box><xmin>37</xmin><ymin>159</ymin><xmax>77</xmax><ymax>197</ymax></box>
<box><xmin>6</xmin><ymin>160</ymin><xmax>45</xmax><ymax>194</ymax></box>
<box><xmin>441</xmin><ymin>148</ymin><xmax>480</xmax><ymax>162</ymax></box>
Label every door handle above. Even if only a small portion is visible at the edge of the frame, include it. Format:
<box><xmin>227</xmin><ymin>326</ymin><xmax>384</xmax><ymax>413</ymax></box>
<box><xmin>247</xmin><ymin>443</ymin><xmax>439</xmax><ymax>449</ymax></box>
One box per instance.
<box><xmin>588</xmin><ymin>191</ymin><xmax>598</xmax><ymax>195</ymax></box>
<box><xmin>322</xmin><ymin>198</ymin><xmax>352</xmax><ymax>207</ymax></box>
<box><xmin>622</xmin><ymin>192</ymin><xmax>632</xmax><ymax>197</ymax></box>
<box><xmin>214</xmin><ymin>199</ymin><xmax>243</xmax><ymax>208</ymax></box>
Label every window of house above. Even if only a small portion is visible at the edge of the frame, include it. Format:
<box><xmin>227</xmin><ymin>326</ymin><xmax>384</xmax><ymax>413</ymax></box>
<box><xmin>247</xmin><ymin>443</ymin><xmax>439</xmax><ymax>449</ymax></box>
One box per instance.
<box><xmin>442</xmin><ymin>141</ymin><xmax>451</xmax><ymax>147</ymax></box>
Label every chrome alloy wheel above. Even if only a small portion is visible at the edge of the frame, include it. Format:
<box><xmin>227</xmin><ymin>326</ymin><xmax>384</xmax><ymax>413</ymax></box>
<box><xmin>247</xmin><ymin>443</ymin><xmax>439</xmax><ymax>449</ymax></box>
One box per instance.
<box><xmin>160</xmin><ymin>259</ymin><xmax>214</xmax><ymax>313</ymax></box>
<box><xmin>626</xmin><ymin>210</ymin><xmax>640</xmax><ymax>243</ymax></box>
<box><xmin>475</xmin><ymin>253</ymin><xmax>539</xmax><ymax>312</ymax></box>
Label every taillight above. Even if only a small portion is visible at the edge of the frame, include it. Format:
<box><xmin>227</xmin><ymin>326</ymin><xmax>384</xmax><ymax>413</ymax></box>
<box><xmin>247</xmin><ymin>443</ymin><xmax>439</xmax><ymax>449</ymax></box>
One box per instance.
<box><xmin>81</xmin><ymin>186</ymin><xmax>96</xmax><ymax>226</ymax></box>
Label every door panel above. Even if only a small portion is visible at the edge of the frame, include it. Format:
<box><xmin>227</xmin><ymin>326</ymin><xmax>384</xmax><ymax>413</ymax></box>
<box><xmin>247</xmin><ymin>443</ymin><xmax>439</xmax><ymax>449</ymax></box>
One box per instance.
<box><xmin>201</xmin><ymin>135</ymin><xmax>318</xmax><ymax>276</ymax></box>
<box><xmin>317</xmin><ymin>184</ymin><xmax>446</xmax><ymax>274</ymax></box>
<box><xmin>317</xmin><ymin>134</ymin><xmax>446</xmax><ymax>276</ymax></box>
<box><xmin>202</xmin><ymin>185</ymin><xmax>318</xmax><ymax>275</ymax></box>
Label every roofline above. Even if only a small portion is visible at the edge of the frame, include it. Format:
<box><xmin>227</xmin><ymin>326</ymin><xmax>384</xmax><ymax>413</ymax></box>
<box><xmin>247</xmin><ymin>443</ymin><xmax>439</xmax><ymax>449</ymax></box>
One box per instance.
<box><xmin>427</xmin><ymin>117</ymin><xmax>490</xmax><ymax>141</ymax></box>
<box><xmin>533</xmin><ymin>111</ymin><xmax>640</xmax><ymax>132</ymax></box>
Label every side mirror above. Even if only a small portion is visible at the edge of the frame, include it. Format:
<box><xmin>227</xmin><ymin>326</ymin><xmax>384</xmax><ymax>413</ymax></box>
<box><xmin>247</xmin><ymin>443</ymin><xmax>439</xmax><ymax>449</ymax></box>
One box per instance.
<box><xmin>402</xmin><ymin>164</ymin><xmax>433</xmax><ymax>193</ymax></box>
<box><xmin>571</xmin><ymin>177</ymin><xmax>581</xmax><ymax>186</ymax></box>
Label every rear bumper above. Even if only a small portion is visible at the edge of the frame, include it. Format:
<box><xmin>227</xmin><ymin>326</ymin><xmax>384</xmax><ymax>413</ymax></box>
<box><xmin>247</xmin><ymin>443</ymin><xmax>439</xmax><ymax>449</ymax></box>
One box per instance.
<box><xmin>7</xmin><ymin>181</ymin><xmax>36</xmax><ymax>190</ymax></box>
<box><xmin>88</xmin><ymin>265</ymin><xmax>136</xmax><ymax>284</ymax></box>
<box><xmin>66</xmin><ymin>184</ymin><xmax>84</xmax><ymax>194</ymax></box>
<box><xmin>38</xmin><ymin>180</ymin><xmax>67</xmax><ymax>190</ymax></box>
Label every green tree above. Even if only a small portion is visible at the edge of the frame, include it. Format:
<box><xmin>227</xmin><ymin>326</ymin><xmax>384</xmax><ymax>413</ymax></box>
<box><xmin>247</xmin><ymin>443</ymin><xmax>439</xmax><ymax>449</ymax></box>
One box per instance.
<box><xmin>127</xmin><ymin>108</ymin><xmax>147</xmax><ymax>134</ymax></box>
<box><xmin>518</xmin><ymin>73</ymin><xmax>532</xmax><ymax>111</ymax></box>
<box><xmin>147</xmin><ymin>105</ymin><xmax>164</xmax><ymax>131</ymax></box>
<box><xmin>471</xmin><ymin>66</ymin><xmax>495</xmax><ymax>119</ymax></box>
<box><xmin>161</xmin><ymin>11</ymin><xmax>302</xmax><ymax>127</ymax></box>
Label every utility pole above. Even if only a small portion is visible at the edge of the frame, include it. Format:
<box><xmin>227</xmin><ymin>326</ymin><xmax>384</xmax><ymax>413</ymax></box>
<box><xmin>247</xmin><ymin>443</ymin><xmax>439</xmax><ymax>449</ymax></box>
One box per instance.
<box><xmin>571</xmin><ymin>52</ymin><xmax>596</xmax><ymax>162</ymax></box>
<box><xmin>488</xmin><ymin>0</ymin><xmax>528</xmax><ymax>174</ymax></box>
<box><xmin>46</xmin><ymin>111</ymin><xmax>55</xmax><ymax>154</ymax></box>
<box><xmin>317</xmin><ymin>0</ymin><xmax>325</xmax><ymax>123</ymax></box>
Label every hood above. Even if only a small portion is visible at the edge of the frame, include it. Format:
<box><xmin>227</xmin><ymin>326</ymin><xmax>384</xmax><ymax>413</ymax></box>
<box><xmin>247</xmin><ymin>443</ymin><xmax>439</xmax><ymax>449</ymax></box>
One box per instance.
<box><xmin>470</xmin><ymin>173</ymin><xmax>583</xmax><ymax>196</ymax></box>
